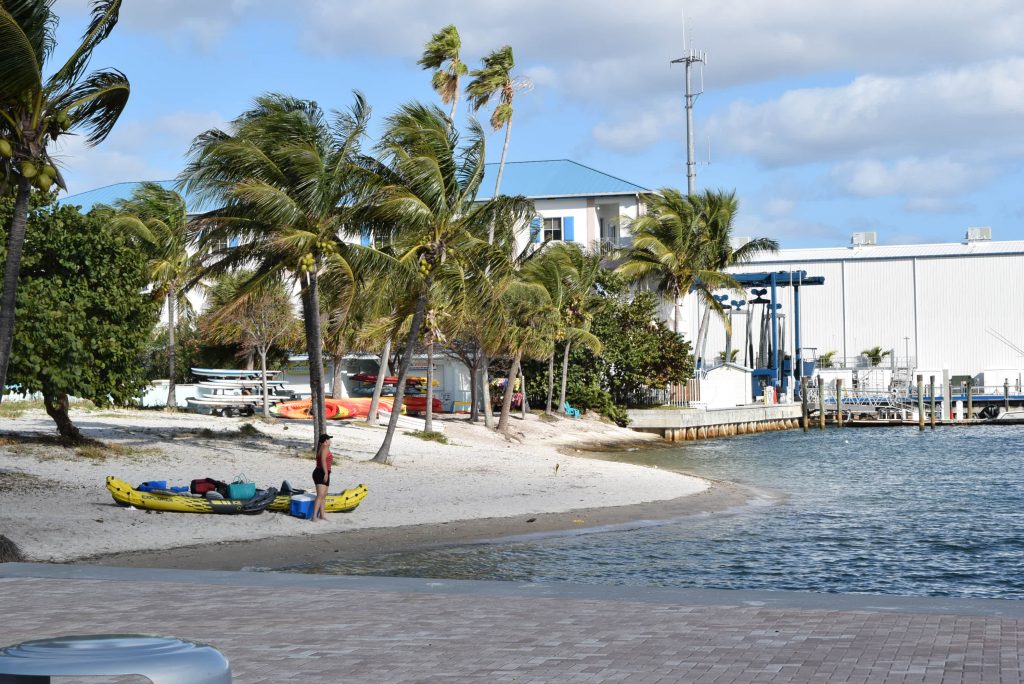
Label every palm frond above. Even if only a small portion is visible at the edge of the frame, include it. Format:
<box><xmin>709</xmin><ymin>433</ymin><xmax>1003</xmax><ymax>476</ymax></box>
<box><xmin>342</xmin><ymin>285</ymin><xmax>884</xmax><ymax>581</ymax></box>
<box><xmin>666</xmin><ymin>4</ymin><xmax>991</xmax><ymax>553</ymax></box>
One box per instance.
<box><xmin>46</xmin><ymin>0</ymin><xmax>121</xmax><ymax>91</ymax></box>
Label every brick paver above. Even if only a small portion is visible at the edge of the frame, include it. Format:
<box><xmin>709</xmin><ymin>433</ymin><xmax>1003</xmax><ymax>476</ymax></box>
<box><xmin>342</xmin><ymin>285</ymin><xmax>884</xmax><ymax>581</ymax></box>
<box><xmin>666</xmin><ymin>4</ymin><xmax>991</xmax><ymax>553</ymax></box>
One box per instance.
<box><xmin>1</xmin><ymin>565</ymin><xmax>1022</xmax><ymax>683</ymax></box>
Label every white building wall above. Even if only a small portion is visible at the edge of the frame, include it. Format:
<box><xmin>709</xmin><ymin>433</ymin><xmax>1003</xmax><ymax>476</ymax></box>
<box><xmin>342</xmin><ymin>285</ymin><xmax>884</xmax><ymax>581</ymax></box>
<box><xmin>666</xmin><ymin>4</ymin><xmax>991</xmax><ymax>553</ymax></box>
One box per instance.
<box><xmin>677</xmin><ymin>245</ymin><xmax>1024</xmax><ymax>378</ymax></box>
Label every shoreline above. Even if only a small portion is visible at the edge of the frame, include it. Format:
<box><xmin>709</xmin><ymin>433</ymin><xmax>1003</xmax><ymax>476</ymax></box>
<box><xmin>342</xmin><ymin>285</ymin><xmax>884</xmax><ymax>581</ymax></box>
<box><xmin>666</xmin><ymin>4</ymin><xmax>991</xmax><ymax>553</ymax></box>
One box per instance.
<box><xmin>0</xmin><ymin>407</ymin><xmax>751</xmax><ymax>567</ymax></box>
<box><xmin>82</xmin><ymin>478</ymin><xmax>758</xmax><ymax>571</ymax></box>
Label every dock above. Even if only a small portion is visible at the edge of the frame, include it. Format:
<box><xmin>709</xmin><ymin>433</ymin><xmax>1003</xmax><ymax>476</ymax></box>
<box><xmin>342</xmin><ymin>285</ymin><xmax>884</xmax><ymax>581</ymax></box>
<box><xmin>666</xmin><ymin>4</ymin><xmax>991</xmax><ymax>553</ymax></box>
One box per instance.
<box><xmin>629</xmin><ymin>404</ymin><xmax>803</xmax><ymax>441</ymax></box>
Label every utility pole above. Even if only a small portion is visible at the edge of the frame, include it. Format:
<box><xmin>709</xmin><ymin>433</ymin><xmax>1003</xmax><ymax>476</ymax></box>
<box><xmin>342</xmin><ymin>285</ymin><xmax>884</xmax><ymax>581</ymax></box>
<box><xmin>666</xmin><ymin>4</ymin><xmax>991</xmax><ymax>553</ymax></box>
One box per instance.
<box><xmin>671</xmin><ymin>19</ymin><xmax>706</xmax><ymax>196</ymax></box>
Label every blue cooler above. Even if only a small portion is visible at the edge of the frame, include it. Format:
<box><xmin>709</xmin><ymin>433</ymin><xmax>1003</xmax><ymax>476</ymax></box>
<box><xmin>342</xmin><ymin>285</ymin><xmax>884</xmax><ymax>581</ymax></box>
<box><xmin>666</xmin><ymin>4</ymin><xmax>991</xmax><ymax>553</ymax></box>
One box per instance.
<box><xmin>290</xmin><ymin>494</ymin><xmax>315</xmax><ymax>519</ymax></box>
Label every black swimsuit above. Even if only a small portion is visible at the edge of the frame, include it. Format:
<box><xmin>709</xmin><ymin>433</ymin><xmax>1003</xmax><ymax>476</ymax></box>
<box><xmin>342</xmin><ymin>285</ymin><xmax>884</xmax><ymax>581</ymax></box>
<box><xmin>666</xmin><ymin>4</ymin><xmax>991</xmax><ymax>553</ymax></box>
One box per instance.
<box><xmin>312</xmin><ymin>467</ymin><xmax>329</xmax><ymax>487</ymax></box>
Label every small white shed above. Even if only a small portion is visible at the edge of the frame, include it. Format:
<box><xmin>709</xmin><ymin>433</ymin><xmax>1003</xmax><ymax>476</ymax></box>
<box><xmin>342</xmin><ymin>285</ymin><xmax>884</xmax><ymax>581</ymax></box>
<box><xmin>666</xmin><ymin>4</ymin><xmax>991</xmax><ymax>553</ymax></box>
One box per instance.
<box><xmin>699</xmin><ymin>363</ymin><xmax>753</xmax><ymax>409</ymax></box>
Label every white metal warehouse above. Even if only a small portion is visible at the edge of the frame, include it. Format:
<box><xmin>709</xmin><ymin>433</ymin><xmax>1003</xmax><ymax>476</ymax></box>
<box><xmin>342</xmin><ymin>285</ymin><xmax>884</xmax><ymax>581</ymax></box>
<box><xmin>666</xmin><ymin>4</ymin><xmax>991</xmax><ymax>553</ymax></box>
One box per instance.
<box><xmin>681</xmin><ymin>230</ymin><xmax>1024</xmax><ymax>382</ymax></box>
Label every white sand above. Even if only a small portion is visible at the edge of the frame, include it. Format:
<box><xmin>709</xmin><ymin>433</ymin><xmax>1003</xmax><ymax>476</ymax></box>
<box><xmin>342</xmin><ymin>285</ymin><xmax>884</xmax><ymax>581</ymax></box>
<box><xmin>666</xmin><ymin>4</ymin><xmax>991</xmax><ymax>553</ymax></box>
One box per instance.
<box><xmin>0</xmin><ymin>408</ymin><xmax>707</xmax><ymax>562</ymax></box>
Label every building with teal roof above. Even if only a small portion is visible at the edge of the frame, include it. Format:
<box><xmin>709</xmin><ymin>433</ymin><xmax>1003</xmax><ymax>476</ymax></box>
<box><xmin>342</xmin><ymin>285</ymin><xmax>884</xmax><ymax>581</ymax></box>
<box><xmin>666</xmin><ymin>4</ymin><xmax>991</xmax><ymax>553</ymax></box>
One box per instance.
<box><xmin>59</xmin><ymin>159</ymin><xmax>649</xmax><ymax>249</ymax></box>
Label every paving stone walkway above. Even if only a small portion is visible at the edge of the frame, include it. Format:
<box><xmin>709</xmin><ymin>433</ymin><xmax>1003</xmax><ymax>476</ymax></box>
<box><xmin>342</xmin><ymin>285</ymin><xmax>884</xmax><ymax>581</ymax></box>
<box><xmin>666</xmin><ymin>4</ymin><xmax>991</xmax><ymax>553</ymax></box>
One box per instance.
<box><xmin>1</xmin><ymin>564</ymin><xmax>1023</xmax><ymax>683</ymax></box>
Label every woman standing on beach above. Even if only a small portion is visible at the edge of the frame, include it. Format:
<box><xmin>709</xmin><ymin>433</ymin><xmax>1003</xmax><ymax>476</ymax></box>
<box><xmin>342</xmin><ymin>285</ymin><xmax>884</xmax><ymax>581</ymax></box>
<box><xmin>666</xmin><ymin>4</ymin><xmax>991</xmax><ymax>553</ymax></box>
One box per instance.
<box><xmin>312</xmin><ymin>434</ymin><xmax>333</xmax><ymax>521</ymax></box>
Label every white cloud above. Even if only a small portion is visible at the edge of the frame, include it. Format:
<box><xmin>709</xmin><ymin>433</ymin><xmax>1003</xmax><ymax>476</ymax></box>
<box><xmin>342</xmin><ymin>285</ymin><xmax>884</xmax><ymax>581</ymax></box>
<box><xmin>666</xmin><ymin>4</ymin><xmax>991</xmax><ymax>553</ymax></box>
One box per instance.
<box><xmin>706</xmin><ymin>58</ymin><xmax>1024</xmax><ymax>167</ymax></box>
<box><xmin>832</xmin><ymin>158</ymin><xmax>986</xmax><ymax>198</ymax></box>
<box><xmin>592</xmin><ymin>100</ymin><xmax>682</xmax><ymax>153</ymax></box>
<box><xmin>51</xmin><ymin>111</ymin><xmax>227</xmax><ymax>194</ymax></box>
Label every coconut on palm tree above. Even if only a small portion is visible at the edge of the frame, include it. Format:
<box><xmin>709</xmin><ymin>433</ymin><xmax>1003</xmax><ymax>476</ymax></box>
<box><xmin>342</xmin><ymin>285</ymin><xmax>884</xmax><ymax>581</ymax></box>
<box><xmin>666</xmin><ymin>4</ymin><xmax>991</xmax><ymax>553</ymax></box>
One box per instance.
<box><xmin>111</xmin><ymin>183</ymin><xmax>203</xmax><ymax>409</ymax></box>
<box><xmin>0</xmin><ymin>0</ymin><xmax>131</xmax><ymax>399</ymax></box>
<box><xmin>418</xmin><ymin>24</ymin><xmax>468</xmax><ymax>121</ymax></box>
<box><xmin>181</xmin><ymin>92</ymin><xmax>383</xmax><ymax>446</ymax></box>
<box><xmin>357</xmin><ymin>102</ymin><xmax>534</xmax><ymax>462</ymax></box>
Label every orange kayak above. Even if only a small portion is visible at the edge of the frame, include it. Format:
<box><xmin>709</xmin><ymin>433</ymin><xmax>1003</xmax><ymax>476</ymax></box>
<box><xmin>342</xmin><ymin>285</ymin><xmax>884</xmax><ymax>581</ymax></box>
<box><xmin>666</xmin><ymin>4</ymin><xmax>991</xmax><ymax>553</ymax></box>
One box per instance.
<box><xmin>271</xmin><ymin>397</ymin><xmax>396</xmax><ymax>420</ymax></box>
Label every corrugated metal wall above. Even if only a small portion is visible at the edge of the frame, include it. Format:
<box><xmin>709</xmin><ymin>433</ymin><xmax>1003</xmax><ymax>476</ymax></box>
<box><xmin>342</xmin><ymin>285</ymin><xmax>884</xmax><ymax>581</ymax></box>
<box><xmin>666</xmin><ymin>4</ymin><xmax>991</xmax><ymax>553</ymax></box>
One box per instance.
<box><xmin>679</xmin><ymin>252</ymin><xmax>1024</xmax><ymax>375</ymax></box>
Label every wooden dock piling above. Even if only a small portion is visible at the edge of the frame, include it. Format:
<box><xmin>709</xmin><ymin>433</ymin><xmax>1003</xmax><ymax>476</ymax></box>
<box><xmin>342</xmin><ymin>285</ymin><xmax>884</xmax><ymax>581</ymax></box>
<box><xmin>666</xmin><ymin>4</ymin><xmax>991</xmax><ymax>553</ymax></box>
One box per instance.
<box><xmin>836</xmin><ymin>379</ymin><xmax>844</xmax><ymax>427</ymax></box>
<box><xmin>966</xmin><ymin>378</ymin><xmax>973</xmax><ymax>421</ymax></box>
<box><xmin>801</xmin><ymin>377</ymin><xmax>809</xmax><ymax>432</ymax></box>
<box><xmin>917</xmin><ymin>375</ymin><xmax>925</xmax><ymax>431</ymax></box>
<box><xmin>1005</xmin><ymin>380</ymin><xmax>1011</xmax><ymax>415</ymax></box>
<box><xmin>929</xmin><ymin>375</ymin><xmax>936</xmax><ymax>429</ymax></box>
<box><xmin>817</xmin><ymin>375</ymin><xmax>825</xmax><ymax>431</ymax></box>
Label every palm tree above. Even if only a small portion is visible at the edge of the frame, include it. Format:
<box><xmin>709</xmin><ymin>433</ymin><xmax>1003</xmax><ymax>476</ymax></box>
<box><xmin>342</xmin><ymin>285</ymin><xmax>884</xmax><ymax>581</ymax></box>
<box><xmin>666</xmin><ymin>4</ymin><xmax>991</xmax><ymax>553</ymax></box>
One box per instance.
<box><xmin>111</xmin><ymin>183</ymin><xmax>203</xmax><ymax>409</ymax></box>
<box><xmin>466</xmin><ymin>45</ymin><xmax>520</xmax><ymax>244</ymax></box>
<box><xmin>691</xmin><ymin>191</ymin><xmax>779</xmax><ymax>367</ymax></box>
<box><xmin>418</xmin><ymin>24</ymin><xmax>467</xmax><ymax>122</ymax></box>
<box><xmin>554</xmin><ymin>242</ymin><xmax>605</xmax><ymax>415</ymax></box>
<box><xmin>466</xmin><ymin>44</ymin><xmax>521</xmax><ymax>428</ymax></box>
<box><xmin>181</xmin><ymin>93</ymin><xmax>380</xmax><ymax>446</ymax></box>
<box><xmin>0</xmin><ymin>0</ymin><xmax>130</xmax><ymax>399</ymax></box>
<box><xmin>617</xmin><ymin>188</ymin><xmax>709</xmax><ymax>335</ymax></box>
<box><xmin>861</xmin><ymin>346</ymin><xmax>891</xmax><ymax>366</ymax></box>
<box><xmin>358</xmin><ymin>103</ymin><xmax>533</xmax><ymax>463</ymax></box>
<box><xmin>492</xmin><ymin>279</ymin><xmax>559</xmax><ymax>434</ymax></box>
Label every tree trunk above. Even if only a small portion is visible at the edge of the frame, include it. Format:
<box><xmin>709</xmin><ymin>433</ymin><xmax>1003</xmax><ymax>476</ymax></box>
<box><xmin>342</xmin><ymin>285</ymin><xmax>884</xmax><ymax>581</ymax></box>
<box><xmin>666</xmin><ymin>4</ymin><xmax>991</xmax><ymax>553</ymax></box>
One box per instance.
<box><xmin>481</xmin><ymin>351</ymin><xmax>494</xmax><ymax>428</ymax></box>
<box><xmin>520</xmin><ymin>370</ymin><xmax>527</xmax><ymax>420</ymax></box>
<box><xmin>307</xmin><ymin>270</ymin><xmax>327</xmax><ymax>439</ymax></box>
<box><xmin>695</xmin><ymin>306</ymin><xmax>711</xmax><ymax>370</ymax></box>
<box><xmin>0</xmin><ymin>177</ymin><xmax>33</xmax><ymax>403</ymax></box>
<box><xmin>468</xmin><ymin>352</ymin><xmax>479</xmax><ymax>422</ymax></box>
<box><xmin>299</xmin><ymin>272</ymin><xmax>326</xmax><ymax>445</ymax></box>
<box><xmin>166</xmin><ymin>292</ymin><xmax>177</xmax><ymax>409</ymax></box>
<box><xmin>259</xmin><ymin>347</ymin><xmax>270</xmax><ymax>418</ymax></box>
<box><xmin>424</xmin><ymin>341</ymin><xmax>434</xmax><ymax>433</ymax></box>
<box><xmin>546</xmin><ymin>352</ymin><xmax>554</xmax><ymax>415</ymax></box>
<box><xmin>559</xmin><ymin>341</ymin><xmax>572</xmax><ymax>415</ymax></box>
<box><xmin>489</xmin><ymin>116</ymin><xmax>514</xmax><ymax>244</ymax></box>
<box><xmin>497</xmin><ymin>351</ymin><xmax>521</xmax><ymax>433</ymax></box>
<box><xmin>366</xmin><ymin>337</ymin><xmax>392</xmax><ymax>427</ymax></box>
<box><xmin>373</xmin><ymin>290</ymin><xmax>428</xmax><ymax>464</ymax></box>
<box><xmin>331</xmin><ymin>350</ymin><xmax>346</xmax><ymax>399</ymax></box>
<box><xmin>43</xmin><ymin>390</ymin><xmax>83</xmax><ymax>444</ymax></box>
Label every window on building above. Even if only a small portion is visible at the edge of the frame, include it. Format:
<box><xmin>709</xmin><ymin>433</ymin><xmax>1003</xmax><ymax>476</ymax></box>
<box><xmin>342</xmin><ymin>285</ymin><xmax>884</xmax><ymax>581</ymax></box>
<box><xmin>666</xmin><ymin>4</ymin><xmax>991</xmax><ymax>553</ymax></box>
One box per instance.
<box><xmin>543</xmin><ymin>217</ymin><xmax>563</xmax><ymax>242</ymax></box>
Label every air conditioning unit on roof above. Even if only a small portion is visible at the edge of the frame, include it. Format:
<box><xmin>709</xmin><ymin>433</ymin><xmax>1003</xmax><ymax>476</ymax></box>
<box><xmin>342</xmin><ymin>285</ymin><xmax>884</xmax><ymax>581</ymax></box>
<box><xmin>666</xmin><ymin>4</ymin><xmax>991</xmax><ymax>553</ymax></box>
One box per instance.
<box><xmin>965</xmin><ymin>226</ymin><xmax>992</xmax><ymax>242</ymax></box>
<box><xmin>850</xmin><ymin>231</ymin><xmax>876</xmax><ymax>246</ymax></box>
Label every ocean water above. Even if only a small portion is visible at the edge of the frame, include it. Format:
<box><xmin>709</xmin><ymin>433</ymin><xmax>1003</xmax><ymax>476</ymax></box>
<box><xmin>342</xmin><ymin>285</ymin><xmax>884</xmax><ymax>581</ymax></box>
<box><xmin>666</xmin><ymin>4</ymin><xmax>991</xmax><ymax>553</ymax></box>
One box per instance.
<box><xmin>295</xmin><ymin>426</ymin><xmax>1024</xmax><ymax>599</ymax></box>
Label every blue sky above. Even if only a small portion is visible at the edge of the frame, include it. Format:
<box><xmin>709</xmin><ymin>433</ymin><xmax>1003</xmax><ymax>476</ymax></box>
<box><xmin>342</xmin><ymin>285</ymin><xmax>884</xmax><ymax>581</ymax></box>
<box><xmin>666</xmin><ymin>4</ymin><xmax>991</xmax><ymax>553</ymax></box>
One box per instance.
<box><xmin>50</xmin><ymin>0</ymin><xmax>1024</xmax><ymax>248</ymax></box>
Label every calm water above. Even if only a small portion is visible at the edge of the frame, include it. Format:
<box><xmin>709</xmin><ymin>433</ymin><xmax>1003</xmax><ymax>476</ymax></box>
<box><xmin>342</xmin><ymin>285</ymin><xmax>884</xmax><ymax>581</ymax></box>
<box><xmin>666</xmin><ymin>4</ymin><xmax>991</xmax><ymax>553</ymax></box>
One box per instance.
<box><xmin>294</xmin><ymin>426</ymin><xmax>1024</xmax><ymax>599</ymax></box>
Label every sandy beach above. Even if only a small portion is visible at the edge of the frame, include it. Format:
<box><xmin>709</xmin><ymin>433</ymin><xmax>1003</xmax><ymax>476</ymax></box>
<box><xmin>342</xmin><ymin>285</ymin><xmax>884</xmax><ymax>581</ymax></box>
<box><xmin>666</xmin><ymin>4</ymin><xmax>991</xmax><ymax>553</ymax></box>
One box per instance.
<box><xmin>0</xmin><ymin>407</ymin><xmax>745</xmax><ymax>570</ymax></box>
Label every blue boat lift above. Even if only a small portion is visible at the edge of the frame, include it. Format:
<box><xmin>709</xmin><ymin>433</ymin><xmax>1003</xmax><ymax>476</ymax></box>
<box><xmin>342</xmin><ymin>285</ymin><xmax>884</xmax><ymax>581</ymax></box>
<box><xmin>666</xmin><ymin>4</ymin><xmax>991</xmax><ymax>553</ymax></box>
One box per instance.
<box><xmin>694</xmin><ymin>270</ymin><xmax>825</xmax><ymax>399</ymax></box>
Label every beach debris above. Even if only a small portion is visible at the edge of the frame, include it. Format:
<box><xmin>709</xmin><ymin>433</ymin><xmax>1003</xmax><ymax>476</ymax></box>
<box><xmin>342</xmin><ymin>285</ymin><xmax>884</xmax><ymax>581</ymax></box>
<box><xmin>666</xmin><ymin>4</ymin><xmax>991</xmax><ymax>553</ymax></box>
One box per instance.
<box><xmin>526</xmin><ymin>517</ymin><xmax>536</xmax><ymax>523</ymax></box>
<box><xmin>0</xmin><ymin>535</ymin><xmax>24</xmax><ymax>563</ymax></box>
<box><xmin>573</xmin><ymin>518</ymin><xmax>585</xmax><ymax>524</ymax></box>
<box><xmin>554</xmin><ymin>463</ymin><xmax>559</xmax><ymax>476</ymax></box>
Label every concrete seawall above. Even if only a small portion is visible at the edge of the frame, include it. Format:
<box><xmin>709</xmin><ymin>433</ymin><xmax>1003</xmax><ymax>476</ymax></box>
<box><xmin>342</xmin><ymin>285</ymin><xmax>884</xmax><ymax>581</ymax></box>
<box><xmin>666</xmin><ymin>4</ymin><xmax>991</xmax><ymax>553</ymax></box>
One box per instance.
<box><xmin>628</xmin><ymin>404</ymin><xmax>803</xmax><ymax>442</ymax></box>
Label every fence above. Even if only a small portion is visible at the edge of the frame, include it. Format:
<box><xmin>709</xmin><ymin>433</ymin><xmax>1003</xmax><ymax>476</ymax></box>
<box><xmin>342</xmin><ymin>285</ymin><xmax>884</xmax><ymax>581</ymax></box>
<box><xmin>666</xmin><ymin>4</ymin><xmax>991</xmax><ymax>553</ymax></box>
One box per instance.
<box><xmin>613</xmin><ymin>379</ymin><xmax>700</xmax><ymax>409</ymax></box>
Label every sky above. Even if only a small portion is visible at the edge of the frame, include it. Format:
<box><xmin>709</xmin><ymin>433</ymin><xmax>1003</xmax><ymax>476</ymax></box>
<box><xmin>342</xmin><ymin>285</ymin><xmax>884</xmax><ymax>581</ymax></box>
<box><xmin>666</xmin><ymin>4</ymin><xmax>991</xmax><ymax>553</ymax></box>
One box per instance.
<box><xmin>49</xmin><ymin>0</ymin><xmax>1024</xmax><ymax>248</ymax></box>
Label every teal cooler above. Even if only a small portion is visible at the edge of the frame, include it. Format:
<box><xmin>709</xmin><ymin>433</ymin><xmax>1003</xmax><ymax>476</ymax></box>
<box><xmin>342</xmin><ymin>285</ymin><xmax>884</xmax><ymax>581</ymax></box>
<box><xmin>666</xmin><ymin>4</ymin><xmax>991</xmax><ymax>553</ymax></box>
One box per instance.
<box><xmin>227</xmin><ymin>482</ymin><xmax>256</xmax><ymax>500</ymax></box>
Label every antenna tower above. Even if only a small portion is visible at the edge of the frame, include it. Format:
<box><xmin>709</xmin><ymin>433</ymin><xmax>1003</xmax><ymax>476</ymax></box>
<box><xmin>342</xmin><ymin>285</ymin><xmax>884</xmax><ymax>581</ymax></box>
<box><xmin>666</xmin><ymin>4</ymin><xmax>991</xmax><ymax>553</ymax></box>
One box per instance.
<box><xmin>671</xmin><ymin>17</ymin><xmax>706</xmax><ymax>196</ymax></box>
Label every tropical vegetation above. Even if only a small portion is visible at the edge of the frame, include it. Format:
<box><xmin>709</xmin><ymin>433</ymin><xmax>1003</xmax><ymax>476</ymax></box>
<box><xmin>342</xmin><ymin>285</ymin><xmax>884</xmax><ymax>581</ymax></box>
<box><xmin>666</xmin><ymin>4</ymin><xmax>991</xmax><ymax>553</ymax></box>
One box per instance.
<box><xmin>0</xmin><ymin>0</ymin><xmax>131</xmax><ymax>401</ymax></box>
<box><xmin>0</xmin><ymin>17</ymin><xmax>784</xmax><ymax>454</ymax></box>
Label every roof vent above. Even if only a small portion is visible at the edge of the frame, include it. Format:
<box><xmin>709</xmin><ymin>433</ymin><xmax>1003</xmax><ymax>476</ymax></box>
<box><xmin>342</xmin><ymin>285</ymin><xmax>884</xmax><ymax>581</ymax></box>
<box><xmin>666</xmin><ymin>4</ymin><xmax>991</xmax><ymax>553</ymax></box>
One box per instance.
<box><xmin>965</xmin><ymin>226</ymin><xmax>992</xmax><ymax>242</ymax></box>
<box><xmin>851</xmin><ymin>231</ymin><xmax>877</xmax><ymax>246</ymax></box>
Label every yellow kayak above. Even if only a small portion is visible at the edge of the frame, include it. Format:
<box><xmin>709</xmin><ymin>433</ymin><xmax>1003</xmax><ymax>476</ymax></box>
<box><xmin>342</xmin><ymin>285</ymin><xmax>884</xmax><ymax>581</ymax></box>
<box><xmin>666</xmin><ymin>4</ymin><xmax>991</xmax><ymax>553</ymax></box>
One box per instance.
<box><xmin>106</xmin><ymin>476</ymin><xmax>277</xmax><ymax>514</ymax></box>
<box><xmin>268</xmin><ymin>483</ymin><xmax>368</xmax><ymax>513</ymax></box>
<box><xmin>106</xmin><ymin>476</ymin><xmax>368</xmax><ymax>515</ymax></box>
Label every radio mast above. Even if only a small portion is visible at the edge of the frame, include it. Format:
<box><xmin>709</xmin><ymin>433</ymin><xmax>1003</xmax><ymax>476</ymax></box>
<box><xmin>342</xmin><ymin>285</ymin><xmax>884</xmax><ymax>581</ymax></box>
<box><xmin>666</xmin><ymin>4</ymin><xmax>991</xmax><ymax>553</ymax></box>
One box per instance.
<box><xmin>670</xmin><ymin>16</ymin><xmax>706</xmax><ymax>196</ymax></box>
